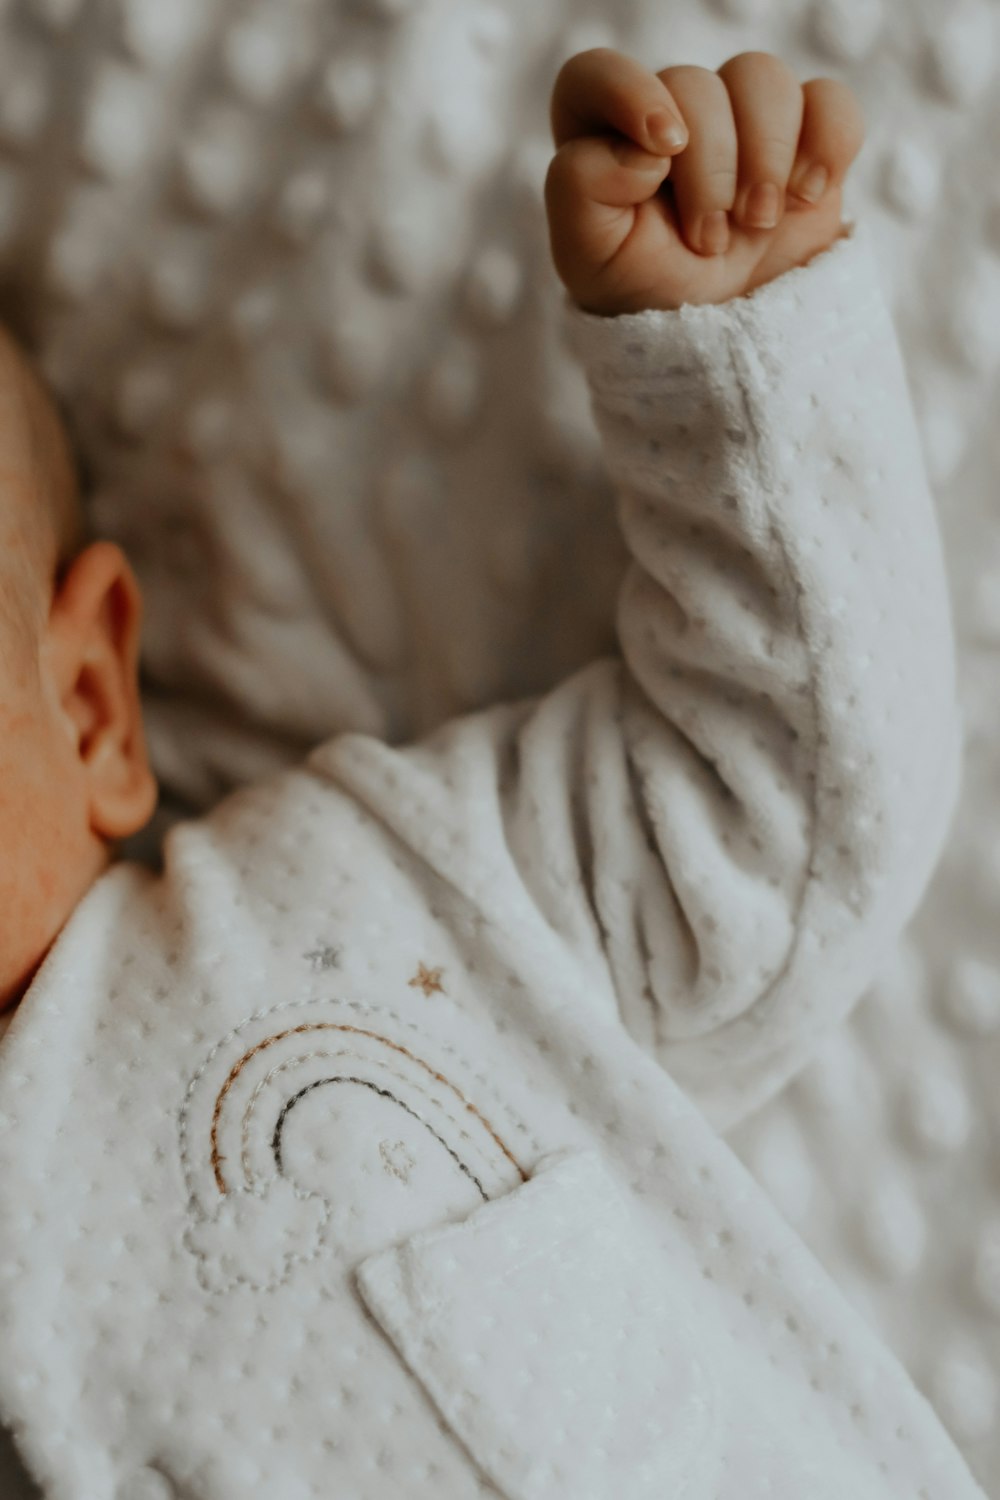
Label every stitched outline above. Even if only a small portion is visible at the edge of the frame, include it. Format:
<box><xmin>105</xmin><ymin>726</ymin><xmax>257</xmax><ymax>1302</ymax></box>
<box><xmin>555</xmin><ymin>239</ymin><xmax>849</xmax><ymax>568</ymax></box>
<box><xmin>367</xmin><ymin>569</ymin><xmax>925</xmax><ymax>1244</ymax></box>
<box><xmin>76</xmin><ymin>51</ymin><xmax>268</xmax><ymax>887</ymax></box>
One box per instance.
<box><xmin>179</xmin><ymin>996</ymin><xmax>539</xmax><ymax>1230</ymax></box>
<box><xmin>181</xmin><ymin>996</ymin><xmax>538</xmax><ymax>1198</ymax></box>
<box><xmin>687</xmin><ymin>308</ymin><xmax>876</xmax><ymax>1066</ymax></box>
<box><xmin>178</xmin><ymin>994</ymin><xmax>543</xmax><ymax>1295</ymax></box>
<box><xmin>240</xmin><ymin>1047</ymin><xmax>500</xmax><ymax>1189</ymax></box>
<box><xmin>272</xmin><ymin>1076</ymin><xmax>489</xmax><ymax>1200</ymax></box>
<box><xmin>210</xmin><ymin>1022</ymin><xmax>526</xmax><ymax>1194</ymax></box>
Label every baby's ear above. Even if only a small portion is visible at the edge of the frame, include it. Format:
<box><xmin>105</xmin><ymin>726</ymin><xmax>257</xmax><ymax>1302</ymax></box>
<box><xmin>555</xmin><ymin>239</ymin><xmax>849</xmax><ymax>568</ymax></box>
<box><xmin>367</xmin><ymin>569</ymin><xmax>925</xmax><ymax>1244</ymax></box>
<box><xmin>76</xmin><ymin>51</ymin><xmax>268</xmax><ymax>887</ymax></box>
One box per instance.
<box><xmin>43</xmin><ymin>541</ymin><xmax>158</xmax><ymax>841</ymax></box>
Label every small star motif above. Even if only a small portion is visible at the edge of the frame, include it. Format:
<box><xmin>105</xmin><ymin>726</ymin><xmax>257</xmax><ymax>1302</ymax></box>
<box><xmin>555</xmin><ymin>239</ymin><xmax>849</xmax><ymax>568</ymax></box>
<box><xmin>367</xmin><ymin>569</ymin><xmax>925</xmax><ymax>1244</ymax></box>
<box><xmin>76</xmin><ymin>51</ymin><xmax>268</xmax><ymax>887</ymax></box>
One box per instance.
<box><xmin>305</xmin><ymin>944</ymin><xmax>342</xmax><ymax>972</ymax></box>
<box><xmin>409</xmin><ymin>962</ymin><xmax>445</xmax><ymax>997</ymax></box>
<box><xmin>379</xmin><ymin>1139</ymin><xmax>416</xmax><ymax>1183</ymax></box>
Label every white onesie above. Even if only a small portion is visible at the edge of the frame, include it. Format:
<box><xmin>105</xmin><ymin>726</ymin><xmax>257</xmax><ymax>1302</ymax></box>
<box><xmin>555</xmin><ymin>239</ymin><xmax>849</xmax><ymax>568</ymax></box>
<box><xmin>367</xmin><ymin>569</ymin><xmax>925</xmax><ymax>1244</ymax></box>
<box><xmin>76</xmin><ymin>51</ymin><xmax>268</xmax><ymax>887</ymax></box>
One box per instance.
<box><xmin>0</xmin><ymin>220</ymin><xmax>984</xmax><ymax>1500</ymax></box>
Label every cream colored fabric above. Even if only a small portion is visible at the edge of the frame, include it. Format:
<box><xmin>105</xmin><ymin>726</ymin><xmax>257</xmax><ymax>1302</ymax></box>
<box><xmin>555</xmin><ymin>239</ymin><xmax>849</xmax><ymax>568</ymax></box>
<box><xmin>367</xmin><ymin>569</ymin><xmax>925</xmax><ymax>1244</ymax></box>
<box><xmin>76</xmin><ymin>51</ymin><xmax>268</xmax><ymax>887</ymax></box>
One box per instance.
<box><xmin>0</xmin><ymin>224</ymin><xmax>979</xmax><ymax>1499</ymax></box>
<box><xmin>1</xmin><ymin>1</ymin><xmax>998</xmax><ymax>1491</ymax></box>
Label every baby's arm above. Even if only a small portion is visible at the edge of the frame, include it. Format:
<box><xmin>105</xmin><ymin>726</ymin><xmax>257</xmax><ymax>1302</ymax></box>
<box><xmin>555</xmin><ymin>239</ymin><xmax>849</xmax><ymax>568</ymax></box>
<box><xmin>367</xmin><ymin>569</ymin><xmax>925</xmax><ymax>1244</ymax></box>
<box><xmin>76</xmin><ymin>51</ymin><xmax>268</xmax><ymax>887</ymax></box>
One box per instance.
<box><xmin>318</xmin><ymin>50</ymin><xmax>960</xmax><ymax>1130</ymax></box>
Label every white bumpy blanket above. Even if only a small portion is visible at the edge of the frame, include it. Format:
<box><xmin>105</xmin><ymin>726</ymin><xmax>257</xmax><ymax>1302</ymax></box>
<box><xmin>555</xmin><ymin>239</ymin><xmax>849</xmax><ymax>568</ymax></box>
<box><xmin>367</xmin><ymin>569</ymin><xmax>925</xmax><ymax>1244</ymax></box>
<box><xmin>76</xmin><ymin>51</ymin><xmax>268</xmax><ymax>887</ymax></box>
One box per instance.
<box><xmin>0</xmin><ymin>224</ymin><xmax>985</xmax><ymax>1499</ymax></box>
<box><xmin>2</xmin><ymin>0</ymin><xmax>1000</xmax><ymax>1493</ymax></box>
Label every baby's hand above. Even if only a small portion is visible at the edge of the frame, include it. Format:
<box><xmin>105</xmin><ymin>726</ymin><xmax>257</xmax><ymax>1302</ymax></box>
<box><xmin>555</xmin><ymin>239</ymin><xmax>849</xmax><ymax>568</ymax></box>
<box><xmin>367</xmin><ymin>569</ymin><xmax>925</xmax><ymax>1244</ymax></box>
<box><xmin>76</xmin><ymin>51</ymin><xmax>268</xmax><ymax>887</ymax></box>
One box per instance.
<box><xmin>546</xmin><ymin>49</ymin><xmax>865</xmax><ymax>315</ymax></box>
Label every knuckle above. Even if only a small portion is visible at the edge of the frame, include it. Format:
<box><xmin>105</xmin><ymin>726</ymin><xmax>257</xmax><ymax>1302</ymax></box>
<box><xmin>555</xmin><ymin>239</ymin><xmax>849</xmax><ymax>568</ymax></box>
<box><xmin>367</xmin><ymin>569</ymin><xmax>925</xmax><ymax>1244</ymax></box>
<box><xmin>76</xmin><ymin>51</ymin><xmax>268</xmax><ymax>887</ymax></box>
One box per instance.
<box><xmin>678</xmin><ymin>162</ymin><xmax>737</xmax><ymax>203</ymax></box>
<box><xmin>658</xmin><ymin>62</ymin><xmax>718</xmax><ymax>89</ymax></box>
<box><xmin>609</xmin><ymin>137</ymin><xmax>646</xmax><ymax>168</ymax></box>
<box><xmin>547</xmin><ymin>138</ymin><xmax>572</xmax><ymax>169</ymax></box>
<box><xmin>840</xmin><ymin>98</ymin><xmax>868</xmax><ymax>152</ymax></box>
<box><xmin>744</xmin><ymin>129</ymin><xmax>797</xmax><ymax>154</ymax></box>
<box><xmin>553</xmin><ymin>49</ymin><xmax>593</xmax><ymax>93</ymax></box>
<box><xmin>544</xmin><ymin>150</ymin><xmax>571</xmax><ymax>200</ymax></box>
<box><xmin>700</xmin><ymin>163</ymin><xmax>738</xmax><ymax>184</ymax></box>
<box><xmin>544</xmin><ymin>138</ymin><xmax>598</xmax><ymax>194</ymax></box>
<box><xmin>741</xmin><ymin>131</ymin><xmax>799</xmax><ymax>173</ymax></box>
<box><xmin>803</xmin><ymin>77</ymin><xmax>867</xmax><ymax>146</ymax></box>
<box><xmin>719</xmin><ymin>50</ymin><xmax>798</xmax><ymax>84</ymax></box>
<box><xmin>560</xmin><ymin>45</ymin><xmax>613</xmax><ymax>79</ymax></box>
<box><xmin>552</xmin><ymin>53</ymin><xmax>574</xmax><ymax>93</ymax></box>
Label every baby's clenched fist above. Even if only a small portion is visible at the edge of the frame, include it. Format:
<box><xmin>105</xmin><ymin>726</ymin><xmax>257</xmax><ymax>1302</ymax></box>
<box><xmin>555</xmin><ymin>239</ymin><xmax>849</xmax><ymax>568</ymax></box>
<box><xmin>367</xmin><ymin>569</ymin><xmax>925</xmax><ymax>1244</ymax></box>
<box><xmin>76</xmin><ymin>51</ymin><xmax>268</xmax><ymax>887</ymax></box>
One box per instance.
<box><xmin>545</xmin><ymin>48</ymin><xmax>866</xmax><ymax>315</ymax></box>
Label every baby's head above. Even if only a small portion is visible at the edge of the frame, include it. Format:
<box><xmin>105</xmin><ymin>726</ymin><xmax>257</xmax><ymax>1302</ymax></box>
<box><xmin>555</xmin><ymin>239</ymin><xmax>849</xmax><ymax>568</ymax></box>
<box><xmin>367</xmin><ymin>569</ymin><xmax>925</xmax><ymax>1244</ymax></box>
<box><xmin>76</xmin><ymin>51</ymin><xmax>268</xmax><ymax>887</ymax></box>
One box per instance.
<box><xmin>0</xmin><ymin>328</ymin><xmax>156</xmax><ymax>1012</ymax></box>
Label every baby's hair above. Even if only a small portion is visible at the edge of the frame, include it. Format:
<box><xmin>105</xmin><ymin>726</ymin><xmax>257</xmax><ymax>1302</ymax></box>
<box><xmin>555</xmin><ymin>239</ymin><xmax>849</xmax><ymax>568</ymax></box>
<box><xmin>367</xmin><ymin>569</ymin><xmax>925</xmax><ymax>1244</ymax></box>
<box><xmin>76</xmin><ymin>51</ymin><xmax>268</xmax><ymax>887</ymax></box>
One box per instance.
<box><xmin>0</xmin><ymin>324</ymin><xmax>85</xmax><ymax>653</ymax></box>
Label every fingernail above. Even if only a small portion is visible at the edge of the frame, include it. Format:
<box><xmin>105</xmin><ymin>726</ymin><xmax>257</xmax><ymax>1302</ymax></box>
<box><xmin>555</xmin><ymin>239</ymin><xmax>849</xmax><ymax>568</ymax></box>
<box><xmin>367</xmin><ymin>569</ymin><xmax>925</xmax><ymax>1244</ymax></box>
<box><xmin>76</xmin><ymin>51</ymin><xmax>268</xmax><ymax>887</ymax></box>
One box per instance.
<box><xmin>645</xmin><ymin>109</ymin><xmax>687</xmax><ymax>153</ymax></box>
<box><xmin>746</xmin><ymin>182</ymin><xmax>781</xmax><ymax>229</ymax></box>
<box><xmin>699</xmin><ymin>210</ymin><xmax>730</xmax><ymax>256</ymax></box>
<box><xmin>793</xmin><ymin>164</ymin><xmax>829</xmax><ymax>203</ymax></box>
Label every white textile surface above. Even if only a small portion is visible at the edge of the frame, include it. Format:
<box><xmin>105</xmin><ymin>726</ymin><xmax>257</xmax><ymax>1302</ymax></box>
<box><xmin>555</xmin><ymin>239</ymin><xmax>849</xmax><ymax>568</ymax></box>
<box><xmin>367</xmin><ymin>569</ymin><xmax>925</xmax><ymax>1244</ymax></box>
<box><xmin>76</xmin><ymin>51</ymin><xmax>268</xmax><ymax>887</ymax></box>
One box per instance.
<box><xmin>0</xmin><ymin>0</ymin><xmax>998</xmax><ymax>1493</ymax></box>
<box><xmin>0</xmin><ymin>224</ymin><xmax>981</xmax><ymax>1498</ymax></box>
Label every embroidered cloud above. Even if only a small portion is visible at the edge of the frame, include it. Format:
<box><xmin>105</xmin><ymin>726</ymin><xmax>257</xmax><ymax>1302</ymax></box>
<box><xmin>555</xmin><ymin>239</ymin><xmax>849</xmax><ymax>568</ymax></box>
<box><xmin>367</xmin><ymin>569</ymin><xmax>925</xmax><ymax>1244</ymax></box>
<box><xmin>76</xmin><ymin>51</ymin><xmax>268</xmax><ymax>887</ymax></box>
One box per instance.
<box><xmin>184</xmin><ymin>1175</ymin><xmax>331</xmax><ymax>1294</ymax></box>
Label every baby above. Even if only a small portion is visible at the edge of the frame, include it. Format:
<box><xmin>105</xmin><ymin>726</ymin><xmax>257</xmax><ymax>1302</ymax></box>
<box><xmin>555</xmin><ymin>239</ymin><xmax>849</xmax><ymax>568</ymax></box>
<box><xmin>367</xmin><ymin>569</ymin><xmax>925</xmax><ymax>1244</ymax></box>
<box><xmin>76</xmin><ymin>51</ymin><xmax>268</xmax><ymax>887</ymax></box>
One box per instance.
<box><xmin>0</xmin><ymin>45</ymin><xmax>985</xmax><ymax>1500</ymax></box>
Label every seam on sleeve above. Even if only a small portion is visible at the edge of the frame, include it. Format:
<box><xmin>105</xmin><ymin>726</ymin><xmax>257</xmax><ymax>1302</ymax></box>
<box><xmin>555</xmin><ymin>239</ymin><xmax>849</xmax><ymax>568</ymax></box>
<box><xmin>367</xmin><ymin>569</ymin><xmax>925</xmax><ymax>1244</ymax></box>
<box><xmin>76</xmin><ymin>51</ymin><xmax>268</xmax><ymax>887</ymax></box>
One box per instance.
<box><xmin>715</xmin><ymin>323</ymin><xmax>825</xmax><ymax>1037</ymax></box>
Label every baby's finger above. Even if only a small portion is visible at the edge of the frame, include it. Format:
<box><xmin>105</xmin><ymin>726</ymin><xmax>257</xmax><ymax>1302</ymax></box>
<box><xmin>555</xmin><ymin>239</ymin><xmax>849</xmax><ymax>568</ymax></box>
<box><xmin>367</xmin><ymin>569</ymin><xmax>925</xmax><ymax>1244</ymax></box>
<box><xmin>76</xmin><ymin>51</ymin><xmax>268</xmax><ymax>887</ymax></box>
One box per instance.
<box><xmin>716</xmin><ymin>52</ymin><xmax>804</xmax><ymax>230</ymax></box>
<box><xmin>545</xmin><ymin>135</ymin><xmax>671</xmax><ymax>289</ymax></box>
<box><xmin>658</xmin><ymin>66</ymin><xmax>738</xmax><ymax>257</ymax></box>
<box><xmin>551</xmin><ymin>47</ymin><xmax>689</xmax><ymax>157</ymax></box>
<box><xmin>787</xmin><ymin>77</ymin><xmax>866</xmax><ymax>203</ymax></box>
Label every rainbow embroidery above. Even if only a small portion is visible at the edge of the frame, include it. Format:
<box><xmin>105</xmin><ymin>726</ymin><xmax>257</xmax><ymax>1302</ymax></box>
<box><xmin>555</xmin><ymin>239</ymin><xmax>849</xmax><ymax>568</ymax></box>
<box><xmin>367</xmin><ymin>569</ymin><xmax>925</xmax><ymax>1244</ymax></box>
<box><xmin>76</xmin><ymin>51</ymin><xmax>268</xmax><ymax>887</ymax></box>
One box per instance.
<box><xmin>179</xmin><ymin>994</ymin><xmax>532</xmax><ymax>1294</ymax></box>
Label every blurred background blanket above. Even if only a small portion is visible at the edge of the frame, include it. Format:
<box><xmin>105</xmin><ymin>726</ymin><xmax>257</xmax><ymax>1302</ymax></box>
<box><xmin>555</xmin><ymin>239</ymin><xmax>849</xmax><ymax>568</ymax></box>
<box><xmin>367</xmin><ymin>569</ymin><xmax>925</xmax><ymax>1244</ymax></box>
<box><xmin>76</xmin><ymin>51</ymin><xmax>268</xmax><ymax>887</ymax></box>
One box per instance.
<box><xmin>0</xmin><ymin>0</ymin><xmax>999</xmax><ymax>1493</ymax></box>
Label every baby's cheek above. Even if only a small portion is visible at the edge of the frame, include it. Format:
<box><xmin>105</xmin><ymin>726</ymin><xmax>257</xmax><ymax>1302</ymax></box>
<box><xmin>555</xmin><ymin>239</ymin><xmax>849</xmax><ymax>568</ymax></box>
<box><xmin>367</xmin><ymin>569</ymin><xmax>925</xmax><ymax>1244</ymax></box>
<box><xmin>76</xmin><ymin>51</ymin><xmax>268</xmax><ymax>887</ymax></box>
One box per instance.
<box><xmin>0</xmin><ymin>703</ymin><xmax>91</xmax><ymax>1005</ymax></box>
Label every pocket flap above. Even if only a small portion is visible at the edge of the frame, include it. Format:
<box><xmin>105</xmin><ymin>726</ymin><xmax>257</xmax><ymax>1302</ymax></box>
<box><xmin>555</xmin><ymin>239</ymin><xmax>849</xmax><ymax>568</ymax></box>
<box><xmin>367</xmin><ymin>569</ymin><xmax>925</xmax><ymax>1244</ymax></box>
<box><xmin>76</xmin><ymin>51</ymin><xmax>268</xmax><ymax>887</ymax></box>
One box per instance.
<box><xmin>355</xmin><ymin>1147</ymin><xmax>721</xmax><ymax>1500</ymax></box>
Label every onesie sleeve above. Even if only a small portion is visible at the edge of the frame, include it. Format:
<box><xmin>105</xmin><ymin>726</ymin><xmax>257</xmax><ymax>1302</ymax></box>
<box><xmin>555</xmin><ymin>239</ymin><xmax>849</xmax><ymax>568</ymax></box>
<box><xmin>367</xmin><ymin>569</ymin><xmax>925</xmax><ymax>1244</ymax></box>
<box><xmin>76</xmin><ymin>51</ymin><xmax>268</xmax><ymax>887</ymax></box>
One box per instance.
<box><xmin>314</xmin><ymin>218</ymin><xmax>962</xmax><ymax>1131</ymax></box>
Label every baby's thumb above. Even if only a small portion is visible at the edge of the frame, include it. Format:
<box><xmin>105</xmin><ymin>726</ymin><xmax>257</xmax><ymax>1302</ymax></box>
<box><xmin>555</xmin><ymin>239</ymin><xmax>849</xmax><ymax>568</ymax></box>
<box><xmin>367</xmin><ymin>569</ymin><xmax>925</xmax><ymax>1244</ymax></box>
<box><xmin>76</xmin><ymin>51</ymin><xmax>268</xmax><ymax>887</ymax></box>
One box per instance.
<box><xmin>544</xmin><ymin>136</ymin><xmax>670</xmax><ymax>299</ymax></box>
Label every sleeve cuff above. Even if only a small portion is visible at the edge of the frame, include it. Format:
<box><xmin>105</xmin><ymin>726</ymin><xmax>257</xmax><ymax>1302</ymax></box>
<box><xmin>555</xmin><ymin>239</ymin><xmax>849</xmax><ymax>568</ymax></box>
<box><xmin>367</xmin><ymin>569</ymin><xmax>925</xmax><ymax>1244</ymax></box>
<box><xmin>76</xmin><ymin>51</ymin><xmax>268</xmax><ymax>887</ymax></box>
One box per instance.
<box><xmin>562</xmin><ymin>218</ymin><xmax>890</xmax><ymax>396</ymax></box>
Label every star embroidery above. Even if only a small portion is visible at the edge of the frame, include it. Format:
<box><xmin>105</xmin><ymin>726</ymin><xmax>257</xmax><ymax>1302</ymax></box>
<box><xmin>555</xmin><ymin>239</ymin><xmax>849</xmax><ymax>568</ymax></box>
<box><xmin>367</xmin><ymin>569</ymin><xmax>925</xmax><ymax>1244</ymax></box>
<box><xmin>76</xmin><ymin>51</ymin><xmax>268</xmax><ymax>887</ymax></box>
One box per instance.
<box><xmin>305</xmin><ymin>944</ymin><xmax>342</xmax><ymax>972</ymax></box>
<box><xmin>379</xmin><ymin>1139</ymin><xmax>416</xmax><ymax>1183</ymax></box>
<box><xmin>409</xmin><ymin>963</ymin><xmax>445</xmax><ymax>997</ymax></box>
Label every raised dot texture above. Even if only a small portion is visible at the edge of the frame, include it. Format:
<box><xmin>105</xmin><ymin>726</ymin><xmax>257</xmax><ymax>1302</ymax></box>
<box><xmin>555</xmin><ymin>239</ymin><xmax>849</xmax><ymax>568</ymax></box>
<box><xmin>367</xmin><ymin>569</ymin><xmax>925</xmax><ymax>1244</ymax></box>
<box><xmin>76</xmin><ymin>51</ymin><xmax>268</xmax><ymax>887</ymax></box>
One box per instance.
<box><xmin>932</xmin><ymin>1352</ymin><xmax>997</xmax><ymax>1442</ymax></box>
<box><xmin>315</xmin><ymin>57</ymin><xmax>377</xmax><ymax>134</ymax></box>
<box><xmin>179</xmin><ymin>109</ymin><xmax>255</xmax><ymax>216</ymax></box>
<box><xmin>421</xmin><ymin>340</ymin><xmax>481</xmax><ymax>435</ymax></box>
<box><xmin>322</xmin><ymin>308</ymin><xmax>390</xmax><ymax>404</ymax></box>
<box><xmin>945</xmin><ymin>957</ymin><xmax>1000</xmax><ymax>1036</ymax></box>
<box><xmin>81</xmin><ymin>65</ymin><xmax>154</xmax><ymax>179</ymax></box>
<box><xmin>0</xmin><ymin>59</ymin><xmax>49</xmax><ymax>149</ymax></box>
<box><xmin>119</xmin><ymin>0</ymin><xmax>203</xmax><ymax>68</ymax></box>
<box><xmin>47</xmin><ymin>206</ymin><xmax>107</xmax><ymax>300</ymax></box>
<box><xmin>273</xmin><ymin>170</ymin><xmax>328</xmax><ymax>243</ymax></box>
<box><xmin>145</xmin><ymin>253</ymin><xmax>208</xmax><ymax>329</ymax></box>
<box><xmin>367</xmin><ymin>202</ymin><xmax>440</xmax><ymax>295</ymax></box>
<box><xmin>469</xmin><ymin>6</ymin><xmax>511</xmax><ymax>56</ymax></box>
<box><xmin>230</xmin><ymin>284</ymin><xmax>278</xmax><ymax>344</ymax></box>
<box><xmin>710</xmin><ymin>0</ymin><xmax>773</xmax><ymax>17</ymax></box>
<box><xmin>35</xmin><ymin>0</ymin><xmax>84</xmax><ymax>27</ymax></box>
<box><xmin>879</xmin><ymin>141</ymin><xmax>940</xmax><ymax>222</ymax></box>
<box><xmin>113</xmin><ymin>363</ymin><xmax>173</xmax><ymax>437</ymax></box>
<box><xmin>746</xmin><ymin>1116</ymin><xmax>815</xmax><ymax>1225</ymax></box>
<box><xmin>925</xmin><ymin>6</ymin><xmax>996</xmax><ymax>105</ymax></box>
<box><xmin>0</xmin><ymin>7</ymin><xmax>995</xmax><ymax>1497</ymax></box>
<box><xmin>861</xmin><ymin>1177</ymin><xmax>926</xmax><ymax>1277</ymax></box>
<box><xmin>920</xmin><ymin>398</ymin><xmax>966</xmax><ymax>485</ymax></box>
<box><xmin>946</xmin><ymin>259</ymin><xmax>1000</xmax><ymax>375</ymax></box>
<box><xmin>223</xmin><ymin>10</ymin><xmax>303</xmax><ymax>106</ymax></box>
<box><xmin>974</xmin><ymin>1222</ymin><xmax>1000</xmax><ymax>1316</ymax></box>
<box><xmin>363</xmin><ymin>0</ymin><xmax>423</xmax><ymax>19</ymax></box>
<box><xmin>808</xmin><ymin>0</ymin><xmax>885</xmax><ymax>62</ymax></box>
<box><xmin>183</xmin><ymin>397</ymin><xmax>235</xmax><ymax>461</ymax></box>
<box><xmin>464</xmin><ymin>246</ymin><xmax>523</xmax><ymax>327</ymax></box>
<box><xmin>971</xmin><ymin>567</ymin><xmax>1000</xmax><ymax>645</ymax></box>
<box><xmin>117</xmin><ymin>1471</ymin><xmax>175</xmax><ymax>1500</ymax></box>
<box><xmin>901</xmin><ymin>1065</ymin><xmax>970</xmax><ymax>1152</ymax></box>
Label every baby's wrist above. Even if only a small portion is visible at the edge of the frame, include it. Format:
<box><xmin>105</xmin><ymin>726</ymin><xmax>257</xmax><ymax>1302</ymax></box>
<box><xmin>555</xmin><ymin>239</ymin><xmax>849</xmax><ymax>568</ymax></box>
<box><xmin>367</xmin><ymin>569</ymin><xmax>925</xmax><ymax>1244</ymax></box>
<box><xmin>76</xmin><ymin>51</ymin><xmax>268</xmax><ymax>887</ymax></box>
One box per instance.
<box><xmin>573</xmin><ymin>219</ymin><xmax>852</xmax><ymax>318</ymax></box>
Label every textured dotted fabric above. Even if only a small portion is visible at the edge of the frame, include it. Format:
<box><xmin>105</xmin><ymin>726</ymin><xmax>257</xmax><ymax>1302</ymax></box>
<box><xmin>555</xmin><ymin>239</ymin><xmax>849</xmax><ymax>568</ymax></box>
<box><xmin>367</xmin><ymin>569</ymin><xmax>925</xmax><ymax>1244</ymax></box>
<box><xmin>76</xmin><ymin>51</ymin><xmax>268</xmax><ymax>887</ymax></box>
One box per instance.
<box><xmin>0</xmin><ymin>226</ymin><xmax>984</xmax><ymax>1498</ymax></box>
<box><xmin>0</xmin><ymin>0</ymin><xmax>998</xmax><ymax>1494</ymax></box>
